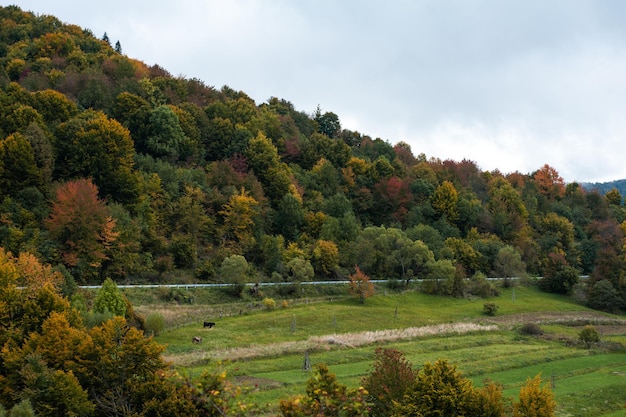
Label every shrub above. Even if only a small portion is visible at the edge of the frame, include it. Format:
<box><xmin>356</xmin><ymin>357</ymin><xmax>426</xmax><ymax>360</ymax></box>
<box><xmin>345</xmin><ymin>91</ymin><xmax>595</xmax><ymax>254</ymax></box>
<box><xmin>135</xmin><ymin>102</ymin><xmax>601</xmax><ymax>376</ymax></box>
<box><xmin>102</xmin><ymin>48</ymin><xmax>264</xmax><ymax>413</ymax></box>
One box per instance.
<box><xmin>578</xmin><ymin>325</ymin><xmax>600</xmax><ymax>348</ymax></box>
<box><xmin>519</xmin><ymin>322</ymin><xmax>544</xmax><ymax>336</ymax></box>
<box><xmin>144</xmin><ymin>312</ymin><xmax>165</xmax><ymax>336</ymax></box>
<box><xmin>262</xmin><ymin>297</ymin><xmax>276</xmax><ymax>310</ymax></box>
<box><xmin>483</xmin><ymin>302</ymin><xmax>499</xmax><ymax>316</ymax></box>
<box><xmin>281</xmin><ymin>300</ymin><xmax>289</xmax><ymax>309</ymax></box>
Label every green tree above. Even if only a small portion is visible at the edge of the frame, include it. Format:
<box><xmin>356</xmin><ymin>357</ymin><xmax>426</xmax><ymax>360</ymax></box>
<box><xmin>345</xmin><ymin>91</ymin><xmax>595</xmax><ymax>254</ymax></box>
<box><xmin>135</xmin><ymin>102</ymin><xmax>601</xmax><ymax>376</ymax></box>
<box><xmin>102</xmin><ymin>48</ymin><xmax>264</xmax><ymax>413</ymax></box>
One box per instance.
<box><xmin>487</xmin><ymin>176</ymin><xmax>528</xmax><ymax>241</ymax></box>
<box><xmin>54</xmin><ymin>110</ymin><xmax>139</xmax><ymax>204</ymax></box>
<box><xmin>493</xmin><ymin>245</ymin><xmax>527</xmax><ymax>279</ymax></box>
<box><xmin>314</xmin><ymin>107</ymin><xmax>341</xmax><ymax>138</ymax></box>
<box><xmin>275</xmin><ymin>193</ymin><xmax>304</xmax><ymax>242</ymax></box>
<box><xmin>19</xmin><ymin>355</ymin><xmax>95</xmax><ymax>417</ymax></box>
<box><xmin>422</xmin><ymin>259</ymin><xmax>456</xmax><ymax>295</ymax></box>
<box><xmin>93</xmin><ymin>277</ymin><xmax>127</xmax><ymax>317</ymax></box>
<box><xmin>0</xmin><ymin>132</ymin><xmax>42</xmax><ymax>197</ymax></box>
<box><xmin>145</xmin><ymin>105</ymin><xmax>187</xmax><ymax>161</ymax></box>
<box><xmin>605</xmin><ymin>188</ymin><xmax>622</xmax><ymax>206</ymax></box>
<box><xmin>220</xmin><ymin>254</ymin><xmax>248</xmax><ymax>288</ymax></box>
<box><xmin>286</xmin><ymin>257</ymin><xmax>314</xmax><ymax>283</ymax></box>
<box><xmin>246</xmin><ymin>132</ymin><xmax>292</xmax><ymax>204</ymax></box>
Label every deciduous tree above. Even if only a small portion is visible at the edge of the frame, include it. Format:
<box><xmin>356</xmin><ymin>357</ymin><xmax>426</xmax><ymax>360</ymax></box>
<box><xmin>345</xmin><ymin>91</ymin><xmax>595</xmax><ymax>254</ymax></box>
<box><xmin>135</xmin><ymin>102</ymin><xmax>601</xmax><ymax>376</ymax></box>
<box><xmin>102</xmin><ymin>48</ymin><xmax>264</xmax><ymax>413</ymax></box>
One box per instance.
<box><xmin>361</xmin><ymin>348</ymin><xmax>417</xmax><ymax>417</ymax></box>
<box><xmin>54</xmin><ymin>110</ymin><xmax>139</xmax><ymax>204</ymax></box>
<box><xmin>348</xmin><ymin>266</ymin><xmax>375</xmax><ymax>304</ymax></box>
<box><xmin>45</xmin><ymin>179</ymin><xmax>119</xmax><ymax>282</ymax></box>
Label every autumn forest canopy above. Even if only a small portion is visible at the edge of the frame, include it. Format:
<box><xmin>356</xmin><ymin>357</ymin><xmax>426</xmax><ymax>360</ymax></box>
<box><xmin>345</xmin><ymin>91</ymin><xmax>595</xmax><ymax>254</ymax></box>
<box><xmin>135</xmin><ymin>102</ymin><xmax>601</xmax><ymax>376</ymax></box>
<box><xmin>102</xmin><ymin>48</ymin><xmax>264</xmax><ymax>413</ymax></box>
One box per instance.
<box><xmin>1</xmin><ymin>5</ymin><xmax>626</xmax><ymax>416</ymax></box>
<box><xmin>0</xmin><ymin>5</ymin><xmax>625</xmax><ymax>308</ymax></box>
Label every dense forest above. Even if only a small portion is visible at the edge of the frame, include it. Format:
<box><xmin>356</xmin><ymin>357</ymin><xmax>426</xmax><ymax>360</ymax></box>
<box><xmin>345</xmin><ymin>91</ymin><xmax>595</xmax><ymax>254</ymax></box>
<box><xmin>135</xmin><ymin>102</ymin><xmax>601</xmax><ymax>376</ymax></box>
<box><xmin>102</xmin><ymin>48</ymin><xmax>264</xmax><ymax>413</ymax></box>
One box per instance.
<box><xmin>0</xmin><ymin>5</ymin><xmax>622</xmax><ymax>416</ymax></box>
<box><xmin>1</xmin><ymin>5</ymin><xmax>625</xmax><ymax>310</ymax></box>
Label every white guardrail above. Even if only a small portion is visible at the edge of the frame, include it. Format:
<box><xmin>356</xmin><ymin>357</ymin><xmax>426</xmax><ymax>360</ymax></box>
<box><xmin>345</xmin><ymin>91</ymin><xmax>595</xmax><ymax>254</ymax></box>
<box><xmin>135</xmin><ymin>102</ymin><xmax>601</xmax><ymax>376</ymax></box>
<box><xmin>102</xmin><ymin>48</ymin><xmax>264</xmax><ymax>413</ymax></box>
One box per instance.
<box><xmin>76</xmin><ymin>276</ymin><xmax>565</xmax><ymax>289</ymax></box>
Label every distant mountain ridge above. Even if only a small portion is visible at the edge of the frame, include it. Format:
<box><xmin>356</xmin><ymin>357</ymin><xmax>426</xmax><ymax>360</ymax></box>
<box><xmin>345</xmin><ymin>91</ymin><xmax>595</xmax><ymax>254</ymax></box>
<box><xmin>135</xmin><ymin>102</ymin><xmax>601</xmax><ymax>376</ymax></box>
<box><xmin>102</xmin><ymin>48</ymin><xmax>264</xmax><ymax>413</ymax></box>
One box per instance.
<box><xmin>581</xmin><ymin>179</ymin><xmax>626</xmax><ymax>196</ymax></box>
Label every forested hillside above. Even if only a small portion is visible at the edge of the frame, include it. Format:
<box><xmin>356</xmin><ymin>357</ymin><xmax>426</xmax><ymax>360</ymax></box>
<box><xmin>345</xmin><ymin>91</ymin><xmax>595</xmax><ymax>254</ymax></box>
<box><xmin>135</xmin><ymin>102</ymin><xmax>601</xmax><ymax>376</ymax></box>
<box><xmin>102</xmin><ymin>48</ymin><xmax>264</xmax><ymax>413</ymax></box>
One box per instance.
<box><xmin>0</xmin><ymin>5</ymin><xmax>625</xmax><ymax>313</ymax></box>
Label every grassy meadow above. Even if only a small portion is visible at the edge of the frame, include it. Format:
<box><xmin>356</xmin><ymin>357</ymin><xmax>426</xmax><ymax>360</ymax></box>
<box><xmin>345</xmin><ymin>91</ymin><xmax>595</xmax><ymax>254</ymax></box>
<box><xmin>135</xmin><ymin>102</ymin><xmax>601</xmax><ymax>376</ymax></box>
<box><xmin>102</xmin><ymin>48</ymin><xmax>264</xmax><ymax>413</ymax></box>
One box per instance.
<box><xmin>131</xmin><ymin>284</ymin><xmax>626</xmax><ymax>416</ymax></box>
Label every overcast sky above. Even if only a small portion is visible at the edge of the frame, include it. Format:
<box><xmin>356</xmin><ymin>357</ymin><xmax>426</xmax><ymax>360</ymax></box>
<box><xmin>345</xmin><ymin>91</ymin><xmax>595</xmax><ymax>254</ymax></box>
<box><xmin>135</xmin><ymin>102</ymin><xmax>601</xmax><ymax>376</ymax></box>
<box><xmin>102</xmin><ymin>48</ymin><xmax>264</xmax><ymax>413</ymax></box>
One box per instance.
<box><xmin>12</xmin><ymin>0</ymin><xmax>626</xmax><ymax>183</ymax></box>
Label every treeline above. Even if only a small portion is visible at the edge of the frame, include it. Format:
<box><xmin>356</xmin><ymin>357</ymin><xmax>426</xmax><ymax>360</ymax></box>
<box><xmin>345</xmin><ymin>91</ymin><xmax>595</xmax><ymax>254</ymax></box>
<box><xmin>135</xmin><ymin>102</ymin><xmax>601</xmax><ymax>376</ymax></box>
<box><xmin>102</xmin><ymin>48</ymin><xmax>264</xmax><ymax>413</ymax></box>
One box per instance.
<box><xmin>0</xmin><ymin>5</ymin><xmax>625</xmax><ymax>312</ymax></box>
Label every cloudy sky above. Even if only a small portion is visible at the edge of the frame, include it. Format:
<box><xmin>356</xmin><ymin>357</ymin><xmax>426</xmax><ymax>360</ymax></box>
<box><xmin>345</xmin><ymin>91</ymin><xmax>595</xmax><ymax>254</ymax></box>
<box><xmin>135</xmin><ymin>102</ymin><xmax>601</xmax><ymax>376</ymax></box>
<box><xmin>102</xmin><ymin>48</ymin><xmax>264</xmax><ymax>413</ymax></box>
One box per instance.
<box><xmin>12</xmin><ymin>0</ymin><xmax>626</xmax><ymax>183</ymax></box>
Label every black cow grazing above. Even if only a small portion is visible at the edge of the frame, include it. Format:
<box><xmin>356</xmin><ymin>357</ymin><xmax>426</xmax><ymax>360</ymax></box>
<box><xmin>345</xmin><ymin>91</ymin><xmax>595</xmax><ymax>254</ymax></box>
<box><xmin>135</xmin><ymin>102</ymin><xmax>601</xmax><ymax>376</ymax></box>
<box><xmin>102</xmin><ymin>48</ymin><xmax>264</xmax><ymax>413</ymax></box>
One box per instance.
<box><xmin>203</xmin><ymin>321</ymin><xmax>215</xmax><ymax>328</ymax></box>
<box><xmin>192</xmin><ymin>336</ymin><xmax>202</xmax><ymax>343</ymax></box>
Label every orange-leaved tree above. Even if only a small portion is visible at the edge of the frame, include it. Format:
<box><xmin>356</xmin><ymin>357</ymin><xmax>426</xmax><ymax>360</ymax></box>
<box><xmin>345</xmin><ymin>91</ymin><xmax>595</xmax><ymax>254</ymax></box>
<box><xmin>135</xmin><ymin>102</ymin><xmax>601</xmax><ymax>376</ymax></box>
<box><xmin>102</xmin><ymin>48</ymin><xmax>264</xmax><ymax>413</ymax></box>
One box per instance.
<box><xmin>348</xmin><ymin>266</ymin><xmax>375</xmax><ymax>304</ymax></box>
<box><xmin>45</xmin><ymin>178</ymin><xmax>118</xmax><ymax>283</ymax></box>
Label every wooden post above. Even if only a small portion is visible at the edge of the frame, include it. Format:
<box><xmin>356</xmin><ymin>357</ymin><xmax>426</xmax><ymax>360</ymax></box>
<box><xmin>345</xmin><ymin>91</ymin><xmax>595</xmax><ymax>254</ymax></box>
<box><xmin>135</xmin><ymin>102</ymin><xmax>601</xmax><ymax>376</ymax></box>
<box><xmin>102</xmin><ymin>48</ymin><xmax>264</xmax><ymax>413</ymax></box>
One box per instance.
<box><xmin>303</xmin><ymin>350</ymin><xmax>311</xmax><ymax>371</ymax></box>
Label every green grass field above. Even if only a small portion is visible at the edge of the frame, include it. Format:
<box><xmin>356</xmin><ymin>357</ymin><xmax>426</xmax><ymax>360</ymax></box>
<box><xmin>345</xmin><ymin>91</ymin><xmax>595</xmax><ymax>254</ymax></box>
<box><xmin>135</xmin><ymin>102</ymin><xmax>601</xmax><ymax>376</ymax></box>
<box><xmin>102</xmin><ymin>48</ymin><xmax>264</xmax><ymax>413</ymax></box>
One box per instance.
<box><xmin>139</xmin><ymin>285</ymin><xmax>626</xmax><ymax>416</ymax></box>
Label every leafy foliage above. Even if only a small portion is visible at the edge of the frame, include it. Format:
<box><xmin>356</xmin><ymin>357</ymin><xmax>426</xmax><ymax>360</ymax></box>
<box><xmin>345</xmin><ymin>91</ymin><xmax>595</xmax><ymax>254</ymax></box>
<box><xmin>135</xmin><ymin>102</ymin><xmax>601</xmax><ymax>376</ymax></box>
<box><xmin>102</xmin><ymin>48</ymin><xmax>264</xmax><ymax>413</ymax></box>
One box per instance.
<box><xmin>0</xmin><ymin>4</ymin><xmax>624</xmax><ymax>311</ymax></box>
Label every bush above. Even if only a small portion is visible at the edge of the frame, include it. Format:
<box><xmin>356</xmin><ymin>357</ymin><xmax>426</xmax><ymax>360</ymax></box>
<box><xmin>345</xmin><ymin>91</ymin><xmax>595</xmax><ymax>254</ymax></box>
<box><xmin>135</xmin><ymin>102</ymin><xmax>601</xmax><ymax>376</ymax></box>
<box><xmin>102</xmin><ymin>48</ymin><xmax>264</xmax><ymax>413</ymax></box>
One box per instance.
<box><xmin>578</xmin><ymin>325</ymin><xmax>600</xmax><ymax>348</ymax></box>
<box><xmin>144</xmin><ymin>312</ymin><xmax>165</xmax><ymax>336</ymax></box>
<box><xmin>262</xmin><ymin>297</ymin><xmax>276</xmax><ymax>310</ymax></box>
<box><xmin>483</xmin><ymin>302</ymin><xmax>499</xmax><ymax>316</ymax></box>
<box><xmin>519</xmin><ymin>322</ymin><xmax>544</xmax><ymax>336</ymax></box>
<box><xmin>467</xmin><ymin>272</ymin><xmax>499</xmax><ymax>298</ymax></box>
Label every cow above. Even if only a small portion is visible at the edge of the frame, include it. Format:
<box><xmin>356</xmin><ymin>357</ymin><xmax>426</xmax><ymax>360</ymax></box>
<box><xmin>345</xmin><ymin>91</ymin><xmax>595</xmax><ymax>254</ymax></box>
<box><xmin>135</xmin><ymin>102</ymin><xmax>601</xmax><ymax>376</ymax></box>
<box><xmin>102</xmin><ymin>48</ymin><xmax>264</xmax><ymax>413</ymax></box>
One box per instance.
<box><xmin>192</xmin><ymin>336</ymin><xmax>202</xmax><ymax>344</ymax></box>
<box><xmin>203</xmin><ymin>321</ymin><xmax>215</xmax><ymax>328</ymax></box>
